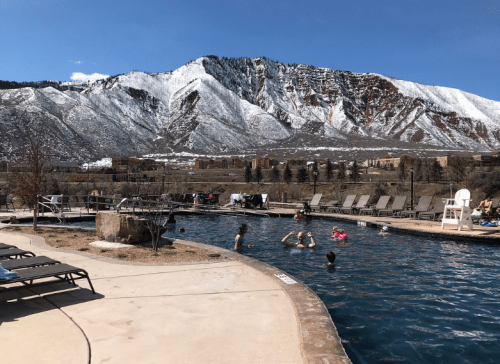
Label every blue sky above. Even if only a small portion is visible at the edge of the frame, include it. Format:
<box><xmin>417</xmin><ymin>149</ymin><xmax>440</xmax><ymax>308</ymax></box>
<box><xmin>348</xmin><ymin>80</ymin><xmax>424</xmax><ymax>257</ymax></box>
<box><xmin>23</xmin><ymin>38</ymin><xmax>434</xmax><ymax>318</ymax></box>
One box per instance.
<box><xmin>1</xmin><ymin>0</ymin><xmax>499</xmax><ymax>101</ymax></box>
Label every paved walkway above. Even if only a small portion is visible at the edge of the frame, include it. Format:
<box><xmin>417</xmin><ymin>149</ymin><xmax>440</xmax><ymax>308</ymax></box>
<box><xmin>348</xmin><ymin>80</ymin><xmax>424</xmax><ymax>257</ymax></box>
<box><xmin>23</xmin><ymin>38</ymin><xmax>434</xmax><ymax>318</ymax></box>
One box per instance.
<box><xmin>0</xmin><ymin>232</ymin><xmax>306</xmax><ymax>364</ymax></box>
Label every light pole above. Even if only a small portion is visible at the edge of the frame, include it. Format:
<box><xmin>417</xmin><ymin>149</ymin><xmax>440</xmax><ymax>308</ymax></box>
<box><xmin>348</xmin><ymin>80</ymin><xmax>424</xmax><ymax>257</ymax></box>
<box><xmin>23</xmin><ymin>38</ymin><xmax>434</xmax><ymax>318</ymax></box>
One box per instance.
<box><xmin>313</xmin><ymin>170</ymin><xmax>318</xmax><ymax>195</ymax></box>
<box><xmin>410</xmin><ymin>168</ymin><xmax>414</xmax><ymax>210</ymax></box>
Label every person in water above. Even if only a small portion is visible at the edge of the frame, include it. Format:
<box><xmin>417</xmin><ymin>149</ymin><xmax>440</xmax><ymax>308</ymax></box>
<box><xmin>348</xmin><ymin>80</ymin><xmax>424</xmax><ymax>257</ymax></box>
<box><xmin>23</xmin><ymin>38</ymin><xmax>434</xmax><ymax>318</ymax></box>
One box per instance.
<box><xmin>326</xmin><ymin>251</ymin><xmax>336</xmax><ymax>266</ymax></box>
<box><xmin>331</xmin><ymin>226</ymin><xmax>348</xmax><ymax>241</ymax></box>
<box><xmin>282</xmin><ymin>231</ymin><xmax>316</xmax><ymax>248</ymax></box>
<box><xmin>235</xmin><ymin>223</ymin><xmax>253</xmax><ymax>250</ymax></box>
<box><xmin>294</xmin><ymin>209</ymin><xmax>305</xmax><ymax>220</ymax></box>
<box><xmin>163</xmin><ymin>213</ymin><xmax>176</xmax><ymax>229</ymax></box>
<box><xmin>379</xmin><ymin>225</ymin><xmax>389</xmax><ymax>235</ymax></box>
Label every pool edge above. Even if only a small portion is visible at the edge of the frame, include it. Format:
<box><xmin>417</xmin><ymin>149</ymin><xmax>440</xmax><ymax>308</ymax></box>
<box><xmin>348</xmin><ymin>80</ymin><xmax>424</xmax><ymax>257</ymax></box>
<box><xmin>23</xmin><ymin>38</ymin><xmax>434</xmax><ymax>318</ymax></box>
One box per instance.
<box><xmin>175</xmin><ymin>239</ymin><xmax>353</xmax><ymax>364</ymax></box>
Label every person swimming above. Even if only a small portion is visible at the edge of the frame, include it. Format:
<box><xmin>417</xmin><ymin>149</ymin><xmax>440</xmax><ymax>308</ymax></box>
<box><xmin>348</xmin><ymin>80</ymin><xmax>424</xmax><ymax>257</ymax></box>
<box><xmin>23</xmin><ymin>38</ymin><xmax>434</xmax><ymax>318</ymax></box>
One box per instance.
<box><xmin>282</xmin><ymin>231</ymin><xmax>316</xmax><ymax>248</ymax></box>
<box><xmin>326</xmin><ymin>251</ymin><xmax>336</xmax><ymax>266</ymax></box>
<box><xmin>379</xmin><ymin>225</ymin><xmax>389</xmax><ymax>235</ymax></box>
<box><xmin>235</xmin><ymin>223</ymin><xmax>253</xmax><ymax>250</ymax></box>
<box><xmin>331</xmin><ymin>226</ymin><xmax>348</xmax><ymax>241</ymax></box>
<box><xmin>163</xmin><ymin>212</ymin><xmax>176</xmax><ymax>229</ymax></box>
<box><xmin>294</xmin><ymin>209</ymin><xmax>305</xmax><ymax>220</ymax></box>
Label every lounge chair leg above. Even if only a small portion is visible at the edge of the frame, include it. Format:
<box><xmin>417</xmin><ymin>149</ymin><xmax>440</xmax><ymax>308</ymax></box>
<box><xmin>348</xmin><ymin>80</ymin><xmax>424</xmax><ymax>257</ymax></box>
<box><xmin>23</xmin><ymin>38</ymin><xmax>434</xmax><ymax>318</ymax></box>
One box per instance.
<box><xmin>86</xmin><ymin>275</ymin><xmax>96</xmax><ymax>294</ymax></box>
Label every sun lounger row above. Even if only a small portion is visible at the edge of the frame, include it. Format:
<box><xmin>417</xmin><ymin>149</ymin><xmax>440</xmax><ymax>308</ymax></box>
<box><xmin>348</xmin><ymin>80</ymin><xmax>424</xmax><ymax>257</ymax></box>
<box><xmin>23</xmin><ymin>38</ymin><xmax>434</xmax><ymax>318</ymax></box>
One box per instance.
<box><xmin>324</xmin><ymin>194</ymin><xmax>408</xmax><ymax>217</ymax></box>
<box><xmin>0</xmin><ymin>244</ymin><xmax>95</xmax><ymax>295</ymax></box>
<box><xmin>299</xmin><ymin>194</ymin><xmax>455</xmax><ymax>220</ymax></box>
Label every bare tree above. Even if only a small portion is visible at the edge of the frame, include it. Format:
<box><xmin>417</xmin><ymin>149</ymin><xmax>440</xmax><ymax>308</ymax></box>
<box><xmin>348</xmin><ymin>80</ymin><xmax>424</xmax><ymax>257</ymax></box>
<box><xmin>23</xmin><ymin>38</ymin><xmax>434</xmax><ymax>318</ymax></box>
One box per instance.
<box><xmin>142</xmin><ymin>200</ymin><xmax>168</xmax><ymax>251</ymax></box>
<box><xmin>10</xmin><ymin>111</ymin><xmax>52</xmax><ymax>229</ymax></box>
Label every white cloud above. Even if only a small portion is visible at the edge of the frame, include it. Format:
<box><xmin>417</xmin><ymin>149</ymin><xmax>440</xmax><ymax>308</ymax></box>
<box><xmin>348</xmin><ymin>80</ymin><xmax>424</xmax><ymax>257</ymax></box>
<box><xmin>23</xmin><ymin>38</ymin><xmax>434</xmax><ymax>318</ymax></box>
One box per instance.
<box><xmin>70</xmin><ymin>72</ymin><xmax>109</xmax><ymax>82</ymax></box>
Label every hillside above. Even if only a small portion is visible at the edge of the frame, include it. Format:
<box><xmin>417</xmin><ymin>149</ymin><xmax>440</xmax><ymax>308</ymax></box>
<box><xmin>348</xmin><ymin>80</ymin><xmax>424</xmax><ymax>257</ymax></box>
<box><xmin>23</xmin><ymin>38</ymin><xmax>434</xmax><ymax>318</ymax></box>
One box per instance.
<box><xmin>1</xmin><ymin>56</ymin><xmax>499</xmax><ymax>162</ymax></box>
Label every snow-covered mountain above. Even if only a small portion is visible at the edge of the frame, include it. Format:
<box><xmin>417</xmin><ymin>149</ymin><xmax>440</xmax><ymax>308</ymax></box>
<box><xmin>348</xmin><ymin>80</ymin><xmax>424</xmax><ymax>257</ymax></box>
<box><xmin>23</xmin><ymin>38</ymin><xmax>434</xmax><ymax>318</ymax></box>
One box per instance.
<box><xmin>1</xmin><ymin>56</ymin><xmax>499</xmax><ymax>161</ymax></box>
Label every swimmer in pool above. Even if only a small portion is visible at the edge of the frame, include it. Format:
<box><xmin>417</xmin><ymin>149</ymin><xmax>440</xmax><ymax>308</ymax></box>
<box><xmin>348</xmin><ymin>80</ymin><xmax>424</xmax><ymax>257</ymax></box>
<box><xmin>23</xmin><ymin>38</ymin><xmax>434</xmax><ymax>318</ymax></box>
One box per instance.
<box><xmin>379</xmin><ymin>225</ymin><xmax>389</xmax><ymax>235</ymax></box>
<box><xmin>235</xmin><ymin>223</ymin><xmax>253</xmax><ymax>250</ymax></box>
<box><xmin>163</xmin><ymin>212</ymin><xmax>176</xmax><ymax>229</ymax></box>
<box><xmin>326</xmin><ymin>251</ymin><xmax>336</xmax><ymax>266</ymax></box>
<box><xmin>332</xmin><ymin>227</ymin><xmax>348</xmax><ymax>241</ymax></box>
<box><xmin>294</xmin><ymin>209</ymin><xmax>305</xmax><ymax>220</ymax></box>
<box><xmin>282</xmin><ymin>231</ymin><xmax>316</xmax><ymax>249</ymax></box>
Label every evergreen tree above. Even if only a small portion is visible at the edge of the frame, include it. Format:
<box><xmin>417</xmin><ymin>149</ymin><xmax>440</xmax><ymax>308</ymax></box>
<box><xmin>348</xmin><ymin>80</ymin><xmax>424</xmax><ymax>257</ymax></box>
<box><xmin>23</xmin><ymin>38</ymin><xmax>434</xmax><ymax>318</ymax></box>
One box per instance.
<box><xmin>422</xmin><ymin>157</ymin><xmax>432</xmax><ymax>183</ymax></box>
<box><xmin>431</xmin><ymin>160</ymin><xmax>444</xmax><ymax>182</ymax></box>
<box><xmin>337</xmin><ymin>162</ymin><xmax>346</xmax><ymax>181</ymax></box>
<box><xmin>325</xmin><ymin>159</ymin><xmax>334</xmax><ymax>182</ymax></box>
<box><xmin>297</xmin><ymin>166</ymin><xmax>309</xmax><ymax>183</ymax></box>
<box><xmin>254</xmin><ymin>166</ymin><xmax>263</xmax><ymax>184</ymax></box>
<box><xmin>284</xmin><ymin>164</ymin><xmax>292</xmax><ymax>183</ymax></box>
<box><xmin>271</xmin><ymin>166</ymin><xmax>281</xmax><ymax>183</ymax></box>
<box><xmin>348</xmin><ymin>159</ymin><xmax>361</xmax><ymax>183</ymax></box>
<box><xmin>448</xmin><ymin>156</ymin><xmax>467</xmax><ymax>183</ymax></box>
<box><xmin>397</xmin><ymin>162</ymin><xmax>408</xmax><ymax>181</ymax></box>
<box><xmin>413</xmin><ymin>159</ymin><xmax>423</xmax><ymax>181</ymax></box>
<box><xmin>245</xmin><ymin>164</ymin><xmax>252</xmax><ymax>183</ymax></box>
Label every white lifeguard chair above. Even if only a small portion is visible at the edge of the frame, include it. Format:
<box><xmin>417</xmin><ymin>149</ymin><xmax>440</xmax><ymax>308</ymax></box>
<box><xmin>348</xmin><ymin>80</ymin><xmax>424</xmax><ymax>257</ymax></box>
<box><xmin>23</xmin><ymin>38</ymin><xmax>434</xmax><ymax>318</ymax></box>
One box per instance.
<box><xmin>441</xmin><ymin>189</ymin><xmax>473</xmax><ymax>231</ymax></box>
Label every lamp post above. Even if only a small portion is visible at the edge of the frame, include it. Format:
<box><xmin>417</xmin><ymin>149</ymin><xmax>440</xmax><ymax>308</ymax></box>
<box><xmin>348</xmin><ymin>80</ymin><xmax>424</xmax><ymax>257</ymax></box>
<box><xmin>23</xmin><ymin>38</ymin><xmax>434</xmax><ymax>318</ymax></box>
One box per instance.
<box><xmin>410</xmin><ymin>168</ymin><xmax>414</xmax><ymax>210</ymax></box>
<box><xmin>313</xmin><ymin>170</ymin><xmax>318</xmax><ymax>195</ymax></box>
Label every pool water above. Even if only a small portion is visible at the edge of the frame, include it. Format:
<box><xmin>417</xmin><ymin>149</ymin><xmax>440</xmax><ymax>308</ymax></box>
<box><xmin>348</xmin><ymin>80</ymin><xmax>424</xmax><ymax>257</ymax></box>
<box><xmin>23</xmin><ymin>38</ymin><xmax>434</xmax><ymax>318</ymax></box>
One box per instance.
<box><xmin>18</xmin><ymin>220</ymin><xmax>96</xmax><ymax>228</ymax></box>
<box><xmin>164</xmin><ymin>214</ymin><xmax>500</xmax><ymax>364</ymax></box>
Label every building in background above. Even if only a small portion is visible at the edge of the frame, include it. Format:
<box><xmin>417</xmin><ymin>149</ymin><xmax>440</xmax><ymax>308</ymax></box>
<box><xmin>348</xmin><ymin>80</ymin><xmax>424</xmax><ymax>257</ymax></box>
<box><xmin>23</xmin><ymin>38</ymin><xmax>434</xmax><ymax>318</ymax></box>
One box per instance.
<box><xmin>284</xmin><ymin>158</ymin><xmax>307</xmax><ymax>168</ymax></box>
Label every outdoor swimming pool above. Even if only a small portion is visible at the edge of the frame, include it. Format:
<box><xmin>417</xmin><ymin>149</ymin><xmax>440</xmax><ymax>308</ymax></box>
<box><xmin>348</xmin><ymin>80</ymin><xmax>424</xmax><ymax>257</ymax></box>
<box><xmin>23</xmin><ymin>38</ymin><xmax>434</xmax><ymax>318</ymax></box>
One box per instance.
<box><xmin>164</xmin><ymin>214</ymin><xmax>500</xmax><ymax>364</ymax></box>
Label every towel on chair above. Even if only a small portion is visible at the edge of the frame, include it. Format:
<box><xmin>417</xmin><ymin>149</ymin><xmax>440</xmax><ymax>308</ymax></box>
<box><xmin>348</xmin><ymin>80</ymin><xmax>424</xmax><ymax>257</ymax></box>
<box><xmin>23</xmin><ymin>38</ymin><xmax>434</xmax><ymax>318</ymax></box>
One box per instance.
<box><xmin>0</xmin><ymin>264</ymin><xmax>18</xmax><ymax>281</ymax></box>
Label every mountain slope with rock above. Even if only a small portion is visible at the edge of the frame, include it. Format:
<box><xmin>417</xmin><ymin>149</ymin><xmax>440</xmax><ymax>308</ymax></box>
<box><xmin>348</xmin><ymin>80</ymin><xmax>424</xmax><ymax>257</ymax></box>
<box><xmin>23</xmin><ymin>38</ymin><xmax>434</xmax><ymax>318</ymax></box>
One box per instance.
<box><xmin>0</xmin><ymin>56</ymin><xmax>499</xmax><ymax>161</ymax></box>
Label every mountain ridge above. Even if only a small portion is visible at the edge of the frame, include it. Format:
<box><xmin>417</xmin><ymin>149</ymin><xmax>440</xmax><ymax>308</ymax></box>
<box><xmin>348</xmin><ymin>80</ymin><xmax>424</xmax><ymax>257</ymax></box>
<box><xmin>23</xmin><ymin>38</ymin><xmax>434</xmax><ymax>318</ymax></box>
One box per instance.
<box><xmin>0</xmin><ymin>56</ymin><xmax>499</xmax><ymax>162</ymax></box>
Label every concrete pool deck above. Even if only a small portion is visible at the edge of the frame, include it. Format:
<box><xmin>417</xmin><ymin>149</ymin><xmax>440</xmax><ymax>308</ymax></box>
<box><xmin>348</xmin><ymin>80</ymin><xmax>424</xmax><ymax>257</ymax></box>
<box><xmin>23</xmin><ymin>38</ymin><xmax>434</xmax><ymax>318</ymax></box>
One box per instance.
<box><xmin>0</xmin><ymin>226</ymin><xmax>350</xmax><ymax>364</ymax></box>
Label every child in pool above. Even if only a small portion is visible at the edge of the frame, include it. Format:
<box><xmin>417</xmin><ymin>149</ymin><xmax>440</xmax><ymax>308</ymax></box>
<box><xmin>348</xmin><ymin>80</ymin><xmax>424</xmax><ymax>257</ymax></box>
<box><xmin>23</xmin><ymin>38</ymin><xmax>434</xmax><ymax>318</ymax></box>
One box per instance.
<box><xmin>331</xmin><ymin>226</ymin><xmax>348</xmax><ymax>241</ymax></box>
<box><xmin>235</xmin><ymin>223</ymin><xmax>253</xmax><ymax>250</ymax></box>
